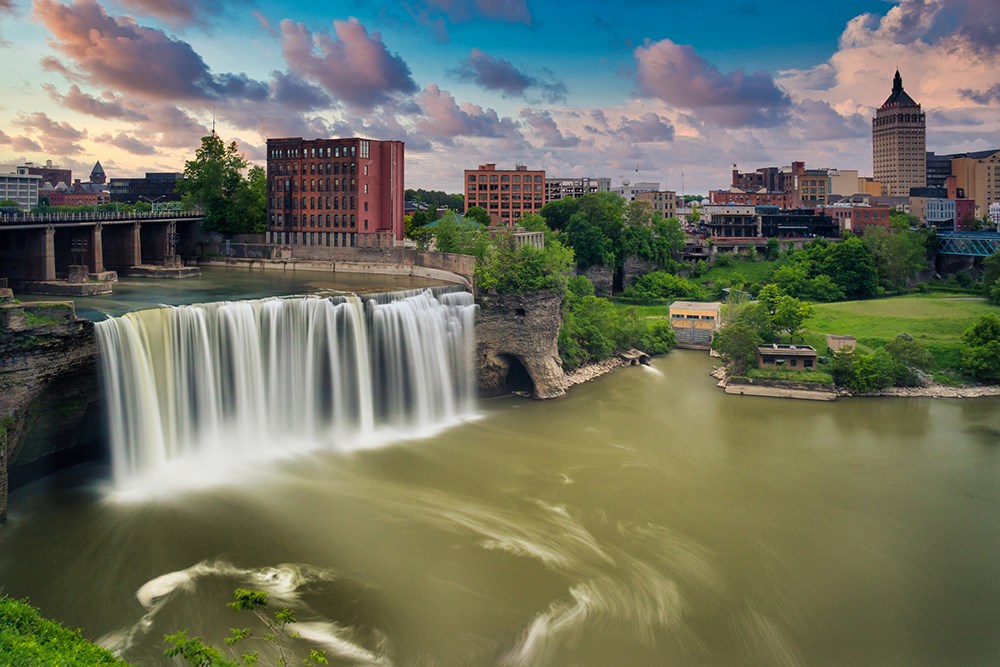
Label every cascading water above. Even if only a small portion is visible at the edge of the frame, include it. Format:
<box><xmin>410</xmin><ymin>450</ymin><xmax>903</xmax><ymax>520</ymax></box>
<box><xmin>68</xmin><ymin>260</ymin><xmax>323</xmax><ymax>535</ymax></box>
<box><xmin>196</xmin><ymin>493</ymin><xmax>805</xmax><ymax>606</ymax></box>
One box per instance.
<box><xmin>96</xmin><ymin>288</ymin><xmax>478</xmax><ymax>490</ymax></box>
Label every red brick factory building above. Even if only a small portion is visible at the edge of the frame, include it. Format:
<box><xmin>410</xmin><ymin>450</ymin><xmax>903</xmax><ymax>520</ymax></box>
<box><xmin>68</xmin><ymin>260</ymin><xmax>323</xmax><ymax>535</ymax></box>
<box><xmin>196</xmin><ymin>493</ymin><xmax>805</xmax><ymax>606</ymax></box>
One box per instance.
<box><xmin>266</xmin><ymin>137</ymin><xmax>405</xmax><ymax>247</ymax></box>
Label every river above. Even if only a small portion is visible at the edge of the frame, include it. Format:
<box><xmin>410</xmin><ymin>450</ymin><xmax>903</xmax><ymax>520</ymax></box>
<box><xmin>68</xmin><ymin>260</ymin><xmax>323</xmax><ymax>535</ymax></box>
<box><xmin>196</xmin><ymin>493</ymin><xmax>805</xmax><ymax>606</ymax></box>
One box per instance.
<box><xmin>2</xmin><ymin>273</ymin><xmax>1000</xmax><ymax>666</ymax></box>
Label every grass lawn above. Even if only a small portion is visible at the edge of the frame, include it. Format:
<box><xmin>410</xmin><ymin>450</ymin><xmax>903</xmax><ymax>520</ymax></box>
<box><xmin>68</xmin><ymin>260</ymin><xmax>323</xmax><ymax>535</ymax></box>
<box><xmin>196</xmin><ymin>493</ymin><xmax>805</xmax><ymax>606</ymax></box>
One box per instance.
<box><xmin>746</xmin><ymin>367</ymin><xmax>834</xmax><ymax>385</ymax></box>
<box><xmin>697</xmin><ymin>258</ymin><xmax>780</xmax><ymax>287</ymax></box>
<box><xmin>806</xmin><ymin>292</ymin><xmax>1000</xmax><ymax>372</ymax></box>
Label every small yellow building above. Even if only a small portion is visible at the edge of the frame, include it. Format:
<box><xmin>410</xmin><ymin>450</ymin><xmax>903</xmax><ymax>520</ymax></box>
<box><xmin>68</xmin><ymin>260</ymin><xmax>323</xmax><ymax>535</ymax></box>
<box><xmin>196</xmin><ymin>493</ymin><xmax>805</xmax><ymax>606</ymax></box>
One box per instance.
<box><xmin>669</xmin><ymin>301</ymin><xmax>721</xmax><ymax>349</ymax></box>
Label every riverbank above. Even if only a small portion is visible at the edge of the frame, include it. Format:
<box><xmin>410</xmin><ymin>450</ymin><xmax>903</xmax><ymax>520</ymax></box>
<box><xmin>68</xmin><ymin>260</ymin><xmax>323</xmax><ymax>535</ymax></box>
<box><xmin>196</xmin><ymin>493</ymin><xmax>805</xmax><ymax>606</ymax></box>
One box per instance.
<box><xmin>710</xmin><ymin>364</ymin><xmax>1000</xmax><ymax>400</ymax></box>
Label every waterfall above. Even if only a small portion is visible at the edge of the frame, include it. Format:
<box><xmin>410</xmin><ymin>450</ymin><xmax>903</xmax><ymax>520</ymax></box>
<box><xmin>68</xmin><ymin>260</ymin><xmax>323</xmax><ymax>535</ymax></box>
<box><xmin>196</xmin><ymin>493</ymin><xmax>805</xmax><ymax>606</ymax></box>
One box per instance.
<box><xmin>96</xmin><ymin>288</ymin><xmax>478</xmax><ymax>489</ymax></box>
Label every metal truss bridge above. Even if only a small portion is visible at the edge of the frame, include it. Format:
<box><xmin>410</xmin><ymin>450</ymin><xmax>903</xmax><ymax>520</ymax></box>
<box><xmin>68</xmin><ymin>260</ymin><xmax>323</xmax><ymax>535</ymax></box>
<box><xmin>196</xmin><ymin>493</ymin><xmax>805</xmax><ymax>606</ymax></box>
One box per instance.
<box><xmin>936</xmin><ymin>232</ymin><xmax>1000</xmax><ymax>257</ymax></box>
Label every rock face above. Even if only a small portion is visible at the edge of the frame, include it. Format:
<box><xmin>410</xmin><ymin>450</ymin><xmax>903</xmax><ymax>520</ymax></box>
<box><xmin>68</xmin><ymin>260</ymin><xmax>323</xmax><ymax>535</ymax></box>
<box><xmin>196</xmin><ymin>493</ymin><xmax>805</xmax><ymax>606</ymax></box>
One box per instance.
<box><xmin>0</xmin><ymin>302</ymin><xmax>101</xmax><ymax>522</ymax></box>
<box><xmin>476</xmin><ymin>290</ymin><xmax>566</xmax><ymax>399</ymax></box>
<box><xmin>580</xmin><ymin>265</ymin><xmax>613</xmax><ymax>296</ymax></box>
<box><xmin>622</xmin><ymin>255</ymin><xmax>657</xmax><ymax>290</ymax></box>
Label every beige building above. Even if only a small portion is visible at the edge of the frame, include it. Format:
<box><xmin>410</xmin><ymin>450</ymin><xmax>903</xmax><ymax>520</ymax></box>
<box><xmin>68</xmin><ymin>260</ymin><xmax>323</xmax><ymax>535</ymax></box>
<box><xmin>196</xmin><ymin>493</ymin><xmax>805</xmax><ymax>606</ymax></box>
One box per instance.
<box><xmin>634</xmin><ymin>190</ymin><xmax>678</xmax><ymax>219</ymax></box>
<box><xmin>873</xmin><ymin>70</ymin><xmax>926</xmax><ymax>196</ymax></box>
<box><xmin>669</xmin><ymin>301</ymin><xmax>721</xmax><ymax>349</ymax></box>
<box><xmin>858</xmin><ymin>177</ymin><xmax>883</xmax><ymax>197</ymax></box>
<box><xmin>951</xmin><ymin>150</ymin><xmax>1000</xmax><ymax>217</ymax></box>
<box><xmin>465</xmin><ymin>163</ymin><xmax>545</xmax><ymax>226</ymax></box>
<box><xmin>827</xmin><ymin>169</ymin><xmax>860</xmax><ymax>197</ymax></box>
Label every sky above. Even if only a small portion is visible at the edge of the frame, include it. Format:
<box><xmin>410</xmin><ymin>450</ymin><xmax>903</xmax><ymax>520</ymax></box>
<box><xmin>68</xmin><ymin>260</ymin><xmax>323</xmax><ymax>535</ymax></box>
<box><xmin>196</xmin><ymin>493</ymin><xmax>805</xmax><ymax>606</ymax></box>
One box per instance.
<box><xmin>0</xmin><ymin>0</ymin><xmax>998</xmax><ymax>195</ymax></box>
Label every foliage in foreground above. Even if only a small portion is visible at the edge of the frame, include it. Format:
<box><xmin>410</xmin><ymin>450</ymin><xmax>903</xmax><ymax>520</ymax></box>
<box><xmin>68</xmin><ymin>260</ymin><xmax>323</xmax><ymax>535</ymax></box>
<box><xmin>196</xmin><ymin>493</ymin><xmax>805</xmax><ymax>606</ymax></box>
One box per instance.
<box><xmin>961</xmin><ymin>314</ymin><xmax>1000</xmax><ymax>384</ymax></box>
<box><xmin>0</xmin><ymin>596</ymin><xmax>131</xmax><ymax>667</ymax></box>
<box><xmin>164</xmin><ymin>588</ymin><xmax>328</xmax><ymax>667</ymax></box>
<box><xmin>558</xmin><ymin>276</ymin><xmax>676</xmax><ymax>370</ymax></box>
<box><xmin>178</xmin><ymin>134</ymin><xmax>266</xmax><ymax>236</ymax></box>
<box><xmin>831</xmin><ymin>333</ymin><xmax>935</xmax><ymax>392</ymax></box>
<box><xmin>475</xmin><ymin>230</ymin><xmax>575</xmax><ymax>295</ymax></box>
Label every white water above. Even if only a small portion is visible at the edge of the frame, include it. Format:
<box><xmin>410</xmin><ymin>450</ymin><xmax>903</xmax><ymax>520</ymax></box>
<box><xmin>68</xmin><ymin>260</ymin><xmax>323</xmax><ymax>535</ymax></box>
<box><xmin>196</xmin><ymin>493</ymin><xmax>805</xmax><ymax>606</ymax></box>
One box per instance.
<box><xmin>95</xmin><ymin>288</ymin><xmax>478</xmax><ymax>492</ymax></box>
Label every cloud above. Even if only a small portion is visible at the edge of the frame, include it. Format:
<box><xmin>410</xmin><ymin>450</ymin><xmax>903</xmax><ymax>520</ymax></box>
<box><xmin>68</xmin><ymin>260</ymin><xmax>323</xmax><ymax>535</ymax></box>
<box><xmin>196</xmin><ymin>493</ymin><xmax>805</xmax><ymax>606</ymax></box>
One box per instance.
<box><xmin>519</xmin><ymin>109</ymin><xmax>579</xmax><ymax>147</ymax></box>
<box><xmin>33</xmin><ymin>0</ymin><xmax>268</xmax><ymax>101</ymax></box>
<box><xmin>42</xmin><ymin>84</ymin><xmax>149</xmax><ymax>121</ymax></box>
<box><xmin>959</xmin><ymin>83</ymin><xmax>1000</xmax><ymax>104</ymax></box>
<box><xmin>95</xmin><ymin>132</ymin><xmax>157</xmax><ymax>155</ymax></box>
<box><xmin>13</xmin><ymin>111</ymin><xmax>87</xmax><ymax>154</ymax></box>
<box><xmin>416</xmin><ymin>84</ymin><xmax>521</xmax><ymax>143</ymax></box>
<box><xmin>634</xmin><ymin>38</ymin><xmax>792</xmax><ymax>128</ymax></box>
<box><xmin>117</xmin><ymin>0</ymin><xmax>229</xmax><ymax>27</ymax></box>
<box><xmin>789</xmin><ymin>99</ymin><xmax>869</xmax><ymax>141</ymax></box>
<box><xmin>280</xmin><ymin>18</ymin><xmax>418</xmax><ymax>109</ymax></box>
<box><xmin>268</xmin><ymin>71</ymin><xmax>333</xmax><ymax>111</ymax></box>
<box><xmin>616</xmin><ymin>112</ymin><xmax>675</xmax><ymax>142</ymax></box>
<box><xmin>0</xmin><ymin>1</ymin><xmax>15</xmax><ymax>10</ymax></box>
<box><xmin>0</xmin><ymin>130</ymin><xmax>44</xmax><ymax>153</ymax></box>
<box><xmin>451</xmin><ymin>48</ymin><xmax>566</xmax><ymax>101</ymax></box>
<box><xmin>840</xmin><ymin>0</ymin><xmax>999</xmax><ymax>55</ymax></box>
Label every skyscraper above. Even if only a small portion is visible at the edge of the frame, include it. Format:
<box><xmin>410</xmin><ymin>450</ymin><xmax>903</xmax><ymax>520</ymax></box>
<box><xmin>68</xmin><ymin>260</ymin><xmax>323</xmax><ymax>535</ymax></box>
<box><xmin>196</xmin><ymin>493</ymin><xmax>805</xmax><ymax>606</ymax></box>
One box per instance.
<box><xmin>872</xmin><ymin>70</ymin><xmax>926</xmax><ymax>197</ymax></box>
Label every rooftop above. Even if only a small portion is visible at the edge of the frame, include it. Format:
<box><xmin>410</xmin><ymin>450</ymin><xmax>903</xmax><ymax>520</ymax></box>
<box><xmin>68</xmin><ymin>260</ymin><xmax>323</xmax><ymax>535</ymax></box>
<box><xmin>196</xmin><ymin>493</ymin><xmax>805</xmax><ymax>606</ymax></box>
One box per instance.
<box><xmin>670</xmin><ymin>301</ymin><xmax>721</xmax><ymax>311</ymax></box>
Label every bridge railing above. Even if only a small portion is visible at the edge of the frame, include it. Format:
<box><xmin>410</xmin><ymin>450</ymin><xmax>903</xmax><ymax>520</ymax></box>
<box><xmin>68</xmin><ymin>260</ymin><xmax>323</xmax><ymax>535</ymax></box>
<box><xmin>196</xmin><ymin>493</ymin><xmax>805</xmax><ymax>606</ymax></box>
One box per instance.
<box><xmin>0</xmin><ymin>209</ymin><xmax>204</xmax><ymax>225</ymax></box>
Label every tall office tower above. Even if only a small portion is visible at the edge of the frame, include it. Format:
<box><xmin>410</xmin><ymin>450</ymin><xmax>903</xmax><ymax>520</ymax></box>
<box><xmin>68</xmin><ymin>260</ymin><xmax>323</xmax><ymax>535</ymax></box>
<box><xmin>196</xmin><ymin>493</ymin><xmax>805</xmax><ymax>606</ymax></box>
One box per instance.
<box><xmin>873</xmin><ymin>70</ymin><xmax>926</xmax><ymax>196</ymax></box>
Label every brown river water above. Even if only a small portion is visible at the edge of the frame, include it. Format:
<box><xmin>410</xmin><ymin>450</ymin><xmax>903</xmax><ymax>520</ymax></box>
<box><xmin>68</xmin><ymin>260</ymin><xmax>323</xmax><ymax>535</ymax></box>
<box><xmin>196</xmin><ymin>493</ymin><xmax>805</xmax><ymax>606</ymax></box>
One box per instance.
<box><xmin>2</xmin><ymin>268</ymin><xmax>1000</xmax><ymax>666</ymax></box>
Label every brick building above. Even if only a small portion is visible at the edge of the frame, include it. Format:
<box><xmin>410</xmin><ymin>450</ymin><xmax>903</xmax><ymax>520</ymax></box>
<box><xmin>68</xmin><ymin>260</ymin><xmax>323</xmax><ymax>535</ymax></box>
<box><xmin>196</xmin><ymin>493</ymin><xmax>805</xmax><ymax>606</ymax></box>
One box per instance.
<box><xmin>23</xmin><ymin>160</ymin><xmax>71</xmax><ymax>188</ymax></box>
<box><xmin>465</xmin><ymin>163</ymin><xmax>545</xmax><ymax>226</ymax></box>
<box><xmin>266</xmin><ymin>137</ymin><xmax>405</xmax><ymax>247</ymax></box>
<box><xmin>709</xmin><ymin>188</ymin><xmax>790</xmax><ymax>208</ymax></box>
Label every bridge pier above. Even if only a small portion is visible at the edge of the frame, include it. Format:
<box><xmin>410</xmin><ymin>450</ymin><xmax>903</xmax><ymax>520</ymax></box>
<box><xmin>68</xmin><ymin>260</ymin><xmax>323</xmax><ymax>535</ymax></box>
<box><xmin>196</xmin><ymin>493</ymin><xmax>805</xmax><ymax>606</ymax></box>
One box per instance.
<box><xmin>41</xmin><ymin>227</ymin><xmax>56</xmax><ymax>281</ymax></box>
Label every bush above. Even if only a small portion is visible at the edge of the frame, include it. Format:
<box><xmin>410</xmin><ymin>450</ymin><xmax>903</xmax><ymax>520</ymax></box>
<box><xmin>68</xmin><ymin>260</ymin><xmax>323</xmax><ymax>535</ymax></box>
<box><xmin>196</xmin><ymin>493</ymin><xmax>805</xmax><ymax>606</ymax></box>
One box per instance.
<box><xmin>639</xmin><ymin>319</ymin><xmax>677</xmax><ymax>355</ymax></box>
<box><xmin>0</xmin><ymin>597</ymin><xmax>130</xmax><ymax>666</ymax></box>
<box><xmin>623</xmin><ymin>271</ymin><xmax>707</xmax><ymax>301</ymax></box>
<box><xmin>962</xmin><ymin>314</ymin><xmax>1000</xmax><ymax>383</ymax></box>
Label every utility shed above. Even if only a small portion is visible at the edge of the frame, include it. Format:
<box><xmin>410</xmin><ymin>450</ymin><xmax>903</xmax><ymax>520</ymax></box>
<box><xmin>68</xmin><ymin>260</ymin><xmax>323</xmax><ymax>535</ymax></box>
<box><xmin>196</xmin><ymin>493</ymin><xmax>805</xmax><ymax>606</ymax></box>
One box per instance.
<box><xmin>826</xmin><ymin>334</ymin><xmax>856</xmax><ymax>354</ymax></box>
<box><xmin>669</xmin><ymin>301</ymin><xmax>721</xmax><ymax>349</ymax></box>
<box><xmin>757</xmin><ymin>344</ymin><xmax>818</xmax><ymax>371</ymax></box>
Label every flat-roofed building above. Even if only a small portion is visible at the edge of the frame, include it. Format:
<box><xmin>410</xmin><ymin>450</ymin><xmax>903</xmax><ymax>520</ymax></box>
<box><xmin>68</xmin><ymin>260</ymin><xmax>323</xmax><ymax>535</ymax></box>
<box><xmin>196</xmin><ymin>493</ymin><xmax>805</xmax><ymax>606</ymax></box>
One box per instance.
<box><xmin>669</xmin><ymin>301</ymin><xmax>721</xmax><ymax>349</ymax></box>
<box><xmin>612</xmin><ymin>181</ymin><xmax>659</xmax><ymax>202</ymax></box>
<box><xmin>634</xmin><ymin>190</ymin><xmax>677</xmax><ymax>219</ymax></box>
<box><xmin>545</xmin><ymin>176</ymin><xmax>609</xmax><ymax>201</ymax></box>
<box><xmin>0</xmin><ymin>165</ymin><xmax>42</xmax><ymax>210</ymax></box>
<box><xmin>709</xmin><ymin>188</ymin><xmax>790</xmax><ymax>208</ymax></box>
<box><xmin>465</xmin><ymin>163</ymin><xmax>545</xmax><ymax>226</ymax></box>
<box><xmin>267</xmin><ymin>136</ymin><xmax>405</xmax><ymax>247</ymax></box>
<box><xmin>702</xmin><ymin>205</ymin><xmax>758</xmax><ymax>237</ymax></box>
<box><xmin>757</xmin><ymin>344</ymin><xmax>818</xmax><ymax>371</ymax></box>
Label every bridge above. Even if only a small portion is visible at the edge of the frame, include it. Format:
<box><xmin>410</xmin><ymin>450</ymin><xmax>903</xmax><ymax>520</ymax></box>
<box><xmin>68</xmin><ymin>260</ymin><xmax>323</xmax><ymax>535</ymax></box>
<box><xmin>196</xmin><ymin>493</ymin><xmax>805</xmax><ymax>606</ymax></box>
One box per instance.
<box><xmin>936</xmin><ymin>231</ymin><xmax>1000</xmax><ymax>257</ymax></box>
<box><xmin>0</xmin><ymin>210</ymin><xmax>204</xmax><ymax>295</ymax></box>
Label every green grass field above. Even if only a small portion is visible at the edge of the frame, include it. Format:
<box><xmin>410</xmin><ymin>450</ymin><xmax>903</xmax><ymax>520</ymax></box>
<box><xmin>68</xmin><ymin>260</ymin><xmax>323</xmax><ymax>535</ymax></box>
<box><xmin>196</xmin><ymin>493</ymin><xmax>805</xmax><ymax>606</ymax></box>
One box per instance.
<box><xmin>806</xmin><ymin>292</ymin><xmax>999</xmax><ymax>371</ymax></box>
<box><xmin>697</xmin><ymin>258</ymin><xmax>780</xmax><ymax>286</ymax></box>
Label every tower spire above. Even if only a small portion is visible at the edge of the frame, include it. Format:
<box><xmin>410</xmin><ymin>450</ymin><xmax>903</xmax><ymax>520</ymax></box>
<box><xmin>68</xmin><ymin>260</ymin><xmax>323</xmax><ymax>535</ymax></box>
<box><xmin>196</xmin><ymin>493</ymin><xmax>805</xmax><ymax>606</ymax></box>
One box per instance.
<box><xmin>892</xmin><ymin>69</ymin><xmax>902</xmax><ymax>94</ymax></box>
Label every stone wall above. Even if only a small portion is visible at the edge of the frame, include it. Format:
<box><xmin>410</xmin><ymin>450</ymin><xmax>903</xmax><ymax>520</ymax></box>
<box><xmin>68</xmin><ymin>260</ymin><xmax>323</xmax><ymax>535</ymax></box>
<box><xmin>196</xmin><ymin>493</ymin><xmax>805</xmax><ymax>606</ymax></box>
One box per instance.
<box><xmin>0</xmin><ymin>302</ymin><xmax>100</xmax><ymax>521</ymax></box>
<box><xmin>476</xmin><ymin>290</ymin><xmax>566</xmax><ymax>399</ymax></box>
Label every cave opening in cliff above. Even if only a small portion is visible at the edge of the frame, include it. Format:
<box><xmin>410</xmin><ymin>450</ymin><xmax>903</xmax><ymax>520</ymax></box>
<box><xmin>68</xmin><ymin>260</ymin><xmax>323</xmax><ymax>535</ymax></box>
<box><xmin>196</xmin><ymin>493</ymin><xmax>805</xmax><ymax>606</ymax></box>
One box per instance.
<box><xmin>501</xmin><ymin>355</ymin><xmax>534</xmax><ymax>395</ymax></box>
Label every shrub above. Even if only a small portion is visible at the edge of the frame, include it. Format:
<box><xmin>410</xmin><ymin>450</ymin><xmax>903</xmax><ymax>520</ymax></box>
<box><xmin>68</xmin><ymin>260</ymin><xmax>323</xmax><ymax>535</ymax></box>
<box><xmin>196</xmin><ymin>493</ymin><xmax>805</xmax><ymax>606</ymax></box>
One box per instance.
<box><xmin>0</xmin><ymin>597</ymin><xmax>130</xmax><ymax>666</ymax></box>
<box><xmin>639</xmin><ymin>319</ymin><xmax>677</xmax><ymax>355</ymax></box>
<box><xmin>623</xmin><ymin>271</ymin><xmax>707</xmax><ymax>301</ymax></box>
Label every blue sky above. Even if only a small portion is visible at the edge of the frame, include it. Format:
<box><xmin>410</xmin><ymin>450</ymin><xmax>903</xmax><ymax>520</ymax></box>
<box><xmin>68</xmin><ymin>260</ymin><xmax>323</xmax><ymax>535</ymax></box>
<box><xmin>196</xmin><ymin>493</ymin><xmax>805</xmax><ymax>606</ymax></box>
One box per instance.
<box><xmin>1</xmin><ymin>0</ymin><xmax>998</xmax><ymax>194</ymax></box>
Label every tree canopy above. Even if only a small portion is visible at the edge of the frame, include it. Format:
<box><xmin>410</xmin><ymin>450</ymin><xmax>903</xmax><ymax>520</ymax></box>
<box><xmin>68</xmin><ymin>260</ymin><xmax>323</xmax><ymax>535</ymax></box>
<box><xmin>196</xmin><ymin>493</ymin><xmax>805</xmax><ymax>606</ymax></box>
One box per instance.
<box><xmin>177</xmin><ymin>134</ymin><xmax>265</xmax><ymax>236</ymax></box>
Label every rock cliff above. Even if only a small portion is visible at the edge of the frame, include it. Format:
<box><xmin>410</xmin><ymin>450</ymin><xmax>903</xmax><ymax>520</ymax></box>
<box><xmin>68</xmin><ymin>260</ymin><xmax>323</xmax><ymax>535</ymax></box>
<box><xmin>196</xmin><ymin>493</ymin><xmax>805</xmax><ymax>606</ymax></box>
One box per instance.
<box><xmin>476</xmin><ymin>290</ymin><xmax>566</xmax><ymax>399</ymax></box>
<box><xmin>0</xmin><ymin>301</ymin><xmax>101</xmax><ymax>522</ymax></box>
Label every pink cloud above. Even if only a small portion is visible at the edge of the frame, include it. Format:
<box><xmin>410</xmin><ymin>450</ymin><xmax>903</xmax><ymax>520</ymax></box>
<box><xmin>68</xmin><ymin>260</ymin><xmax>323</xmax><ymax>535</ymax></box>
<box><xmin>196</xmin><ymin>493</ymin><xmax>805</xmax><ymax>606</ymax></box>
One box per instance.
<box><xmin>280</xmin><ymin>18</ymin><xmax>417</xmax><ymax>109</ymax></box>
<box><xmin>416</xmin><ymin>84</ymin><xmax>521</xmax><ymax>143</ymax></box>
<box><xmin>519</xmin><ymin>108</ymin><xmax>578</xmax><ymax>147</ymax></box>
<box><xmin>0</xmin><ymin>130</ymin><xmax>44</xmax><ymax>153</ymax></box>
<box><xmin>634</xmin><ymin>39</ymin><xmax>791</xmax><ymax>128</ymax></box>
<box><xmin>33</xmin><ymin>0</ymin><xmax>268</xmax><ymax>101</ymax></box>
<box><xmin>13</xmin><ymin>111</ymin><xmax>87</xmax><ymax>154</ymax></box>
<box><xmin>42</xmin><ymin>84</ymin><xmax>148</xmax><ymax>121</ymax></box>
<box><xmin>94</xmin><ymin>132</ymin><xmax>157</xmax><ymax>155</ymax></box>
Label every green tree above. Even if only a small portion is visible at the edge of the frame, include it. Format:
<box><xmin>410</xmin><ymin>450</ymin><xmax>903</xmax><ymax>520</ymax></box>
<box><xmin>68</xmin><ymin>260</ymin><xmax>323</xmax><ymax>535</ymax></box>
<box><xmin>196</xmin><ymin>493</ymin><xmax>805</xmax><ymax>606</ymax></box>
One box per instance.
<box><xmin>884</xmin><ymin>332</ymin><xmax>933</xmax><ymax>386</ymax></box>
<box><xmin>464</xmin><ymin>206</ymin><xmax>492</xmax><ymax>226</ymax></box>
<box><xmin>961</xmin><ymin>314</ymin><xmax>1000</xmax><ymax>383</ymax></box>
<box><xmin>821</xmin><ymin>236</ymin><xmax>880</xmax><ymax>299</ymax></box>
<box><xmin>177</xmin><ymin>134</ymin><xmax>264</xmax><ymax>235</ymax></box>
<box><xmin>713</xmin><ymin>319</ymin><xmax>763</xmax><ymax>375</ymax></box>
<box><xmin>623</xmin><ymin>271</ymin><xmax>706</xmax><ymax>301</ymax></box>
<box><xmin>862</xmin><ymin>226</ymin><xmax>928</xmax><ymax>292</ymax></box>
<box><xmin>164</xmin><ymin>589</ymin><xmax>328</xmax><ymax>666</ymax></box>
<box><xmin>772</xmin><ymin>295</ymin><xmax>813</xmax><ymax>342</ymax></box>
<box><xmin>982</xmin><ymin>252</ymin><xmax>1000</xmax><ymax>293</ymax></box>
<box><xmin>988</xmin><ymin>278</ymin><xmax>1000</xmax><ymax>306</ymax></box>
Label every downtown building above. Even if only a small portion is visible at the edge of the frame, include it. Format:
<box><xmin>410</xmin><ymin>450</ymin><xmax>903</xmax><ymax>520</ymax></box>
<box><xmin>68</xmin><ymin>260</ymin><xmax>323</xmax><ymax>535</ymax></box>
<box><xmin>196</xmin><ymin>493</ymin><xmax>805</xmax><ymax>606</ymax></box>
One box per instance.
<box><xmin>544</xmin><ymin>176</ymin><xmax>610</xmax><ymax>201</ymax></box>
<box><xmin>873</xmin><ymin>70</ymin><xmax>926</xmax><ymax>196</ymax></box>
<box><xmin>464</xmin><ymin>163</ymin><xmax>545</xmax><ymax>226</ymax></box>
<box><xmin>109</xmin><ymin>172</ymin><xmax>184</xmax><ymax>204</ymax></box>
<box><xmin>266</xmin><ymin>137</ymin><xmax>405</xmax><ymax>247</ymax></box>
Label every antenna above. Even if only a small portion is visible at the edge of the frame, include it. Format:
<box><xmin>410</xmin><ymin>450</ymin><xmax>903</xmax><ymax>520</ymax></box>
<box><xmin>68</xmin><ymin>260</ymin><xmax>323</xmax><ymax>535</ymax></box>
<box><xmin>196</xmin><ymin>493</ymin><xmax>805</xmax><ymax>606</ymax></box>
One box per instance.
<box><xmin>211</xmin><ymin>104</ymin><xmax>216</xmax><ymax>136</ymax></box>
